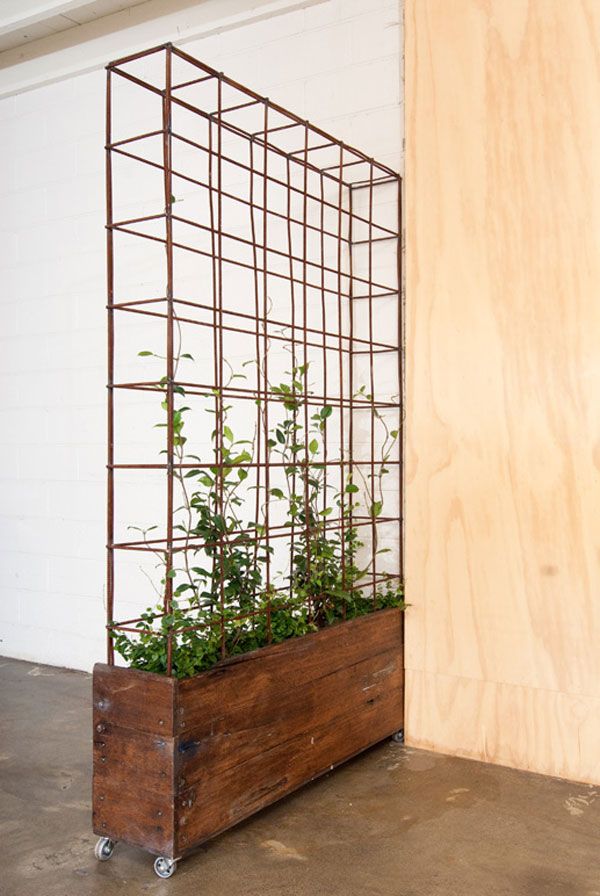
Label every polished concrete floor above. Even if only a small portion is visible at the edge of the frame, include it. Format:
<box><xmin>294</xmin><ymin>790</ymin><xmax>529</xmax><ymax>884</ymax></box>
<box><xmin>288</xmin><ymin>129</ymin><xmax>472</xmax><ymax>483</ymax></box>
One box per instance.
<box><xmin>1</xmin><ymin>656</ymin><xmax>599</xmax><ymax>896</ymax></box>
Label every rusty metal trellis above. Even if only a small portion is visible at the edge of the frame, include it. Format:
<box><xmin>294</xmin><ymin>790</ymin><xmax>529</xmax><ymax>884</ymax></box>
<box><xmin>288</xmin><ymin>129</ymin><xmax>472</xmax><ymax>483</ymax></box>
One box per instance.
<box><xmin>105</xmin><ymin>43</ymin><xmax>403</xmax><ymax>675</ymax></box>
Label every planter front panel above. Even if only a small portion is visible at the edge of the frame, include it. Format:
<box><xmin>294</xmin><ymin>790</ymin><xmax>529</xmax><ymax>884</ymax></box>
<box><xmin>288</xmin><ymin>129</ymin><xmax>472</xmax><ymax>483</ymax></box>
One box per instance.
<box><xmin>93</xmin><ymin>608</ymin><xmax>403</xmax><ymax>859</ymax></box>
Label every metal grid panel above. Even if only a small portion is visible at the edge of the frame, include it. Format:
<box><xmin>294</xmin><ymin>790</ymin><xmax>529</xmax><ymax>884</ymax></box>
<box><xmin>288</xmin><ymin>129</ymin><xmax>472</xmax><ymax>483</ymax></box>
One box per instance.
<box><xmin>105</xmin><ymin>43</ymin><xmax>402</xmax><ymax>675</ymax></box>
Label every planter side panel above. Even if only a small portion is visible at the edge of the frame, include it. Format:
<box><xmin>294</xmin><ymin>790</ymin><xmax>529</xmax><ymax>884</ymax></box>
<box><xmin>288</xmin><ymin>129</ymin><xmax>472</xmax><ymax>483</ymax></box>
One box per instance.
<box><xmin>175</xmin><ymin>609</ymin><xmax>403</xmax><ymax>853</ymax></box>
<box><xmin>92</xmin><ymin>664</ymin><xmax>176</xmax><ymax>856</ymax></box>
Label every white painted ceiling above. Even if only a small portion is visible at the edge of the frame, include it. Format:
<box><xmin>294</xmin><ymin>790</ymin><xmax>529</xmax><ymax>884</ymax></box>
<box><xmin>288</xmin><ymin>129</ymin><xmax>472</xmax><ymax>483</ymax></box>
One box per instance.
<box><xmin>0</xmin><ymin>0</ymin><xmax>152</xmax><ymax>51</ymax></box>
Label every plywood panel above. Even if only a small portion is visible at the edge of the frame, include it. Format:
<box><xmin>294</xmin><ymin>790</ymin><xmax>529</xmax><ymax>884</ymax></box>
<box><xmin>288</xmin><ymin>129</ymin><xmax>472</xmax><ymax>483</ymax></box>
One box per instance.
<box><xmin>406</xmin><ymin>669</ymin><xmax>600</xmax><ymax>785</ymax></box>
<box><xmin>405</xmin><ymin>0</ymin><xmax>600</xmax><ymax>782</ymax></box>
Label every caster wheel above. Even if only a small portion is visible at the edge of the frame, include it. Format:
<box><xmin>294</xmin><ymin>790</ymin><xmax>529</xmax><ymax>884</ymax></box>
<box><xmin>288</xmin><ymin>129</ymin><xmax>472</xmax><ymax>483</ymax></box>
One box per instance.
<box><xmin>154</xmin><ymin>856</ymin><xmax>177</xmax><ymax>879</ymax></box>
<box><xmin>391</xmin><ymin>729</ymin><xmax>404</xmax><ymax>744</ymax></box>
<box><xmin>94</xmin><ymin>837</ymin><xmax>116</xmax><ymax>861</ymax></box>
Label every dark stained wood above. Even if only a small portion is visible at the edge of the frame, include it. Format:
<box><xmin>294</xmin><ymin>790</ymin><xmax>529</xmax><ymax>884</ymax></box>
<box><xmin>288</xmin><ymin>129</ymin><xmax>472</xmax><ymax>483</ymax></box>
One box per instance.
<box><xmin>92</xmin><ymin>666</ymin><xmax>176</xmax><ymax>855</ymax></box>
<box><xmin>92</xmin><ymin>609</ymin><xmax>404</xmax><ymax>860</ymax></box>
<box><xmin>93</xmin><ymin>662</ymin><xmax>176</xmax><ymax>735</ymax></box>
<box><xmin>176</xmin><ymin>681</ymin><xmax>403</xmax><ymax>853</ymax></box>
<box><xmin>175</xmin><ymin>646</ymin><xmax>403</xmax><ymax>789</ymax></box>
<box><xmin>177</xmin><ymin>608</ymin><xmax>402</xmax><ymax>733</ymax></box>
<box><xmin>93</xmin><ymin>725</ymin><xmax>175</xmax><ymax>856</ymax></box>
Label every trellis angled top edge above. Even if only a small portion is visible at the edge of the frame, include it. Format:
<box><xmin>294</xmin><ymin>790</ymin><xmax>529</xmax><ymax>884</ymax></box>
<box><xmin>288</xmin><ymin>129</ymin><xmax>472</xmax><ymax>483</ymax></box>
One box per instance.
<box><xmin>105</xmin><ymin>42</ymin><xmax>401</xmax><ymax>187</ymax></box>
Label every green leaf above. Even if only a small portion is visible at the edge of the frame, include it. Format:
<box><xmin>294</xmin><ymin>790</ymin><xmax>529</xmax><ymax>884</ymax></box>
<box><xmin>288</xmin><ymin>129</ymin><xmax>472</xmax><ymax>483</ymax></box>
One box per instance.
<box><xmin>371</xmin><ymin>501</ymin><xmax>383</xmax><ymax>518</ymax></box>
<box><xmin>345</xmin><ymin>483</ymin><xmax>359</xmax><ymax>494</ymax></box>
<box><xmin>223</xmin><ymin>425</ymin><xmax>234</xmax><ymax>442</ymax></box>
<box><xmin>230</xmin><ymin>450</ymin><xmax>251</xmax><ymax>465</ymax></box>
<box><xmin>180</xmin><ymin>353</ymin><xmax>194</xmax><ymax>360</ymax></box>
<box><xmin>276</xmin><ymin>429</ymin><xmax>285</xmax><ymax>445</ymax></box>
<box><xmin>270</xmin><ymin>488</ymin><xmax>284</xmax><ymax>499</ymax></box>
<box><xmin>174</xmin><ymin>583</ymin><xmax>192</xmax><ymax>595</ymax></box>
<box><xmin>138</xmin><ymin>350</ymin><xmax>153</xmax><ymax>357</ymax></box>
<box><xmin>166</xmin><ymin>569</ymin><xmax>177</xmax><ymax>579</ymax></box>
<box><xmin>309</xmin><ymin>438</ymin><xmax>319</xmax><ymax>454</ymax></box>
<box><xmin>320</xmin><ymin>406</ymin><xmax>333</xmax><ymax>419</ymax></box>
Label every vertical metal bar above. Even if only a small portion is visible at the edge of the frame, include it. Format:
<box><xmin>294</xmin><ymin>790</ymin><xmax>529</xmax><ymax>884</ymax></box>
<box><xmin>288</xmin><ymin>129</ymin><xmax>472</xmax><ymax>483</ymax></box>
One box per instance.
<box><xmin>249</xmin><ymin>138</ymin><xmax>262</xmax><ymax>627</ymax></box>
<box><xmin>367</xmin><ymin>164</ymin><xmax>376</xmax><ymax>606</ymax></box>
<box><xmin>319</xmin><ymin>172</ymin><xmax>328</xmax><ymax>524</ymax></box>
<box><xmin>216</xmin><ymin>75</ymin><xmax>226</xmax><ymax>658</ymax></box>
<box><xmin>301</xmin><ymin>123</ymin><xmax>312</xmax><ymax>624</ymax></box>
<box><xmin>162</xmin><ymin>46</ymin><xmax>175</xmax><ymax>674</ymax></box>
<box><xmin>335</xmin><ymin>147</ymin><xmax>346</xmax><ymax>619</ymax></box>
<box><xmin>208</xmin><ymin>113</ymin><xmax>218</xmax><ymax>623</ymax></box>
<box><xmin>397</xmin><ymin>176</ymin><xmax>404</xmax><ymax>583</ymax></box>
<box><xmin>262</xmin><ymin>101</ymin><xmax>272</xmax><ymax>641</ymax></box>
<box><xmin>105</xmin><ymin>67</ymin><xmax>115</xmax><ymax>665</ymax></box>
<box><xmin>347</xmin><ymin>186</ymin><xmax>355</xmax><ymax>607</ymax></box>
<box><xmin>285</xmin><ymin>157</ymin><xmax>298</xmax><ymax>603</ymax></box>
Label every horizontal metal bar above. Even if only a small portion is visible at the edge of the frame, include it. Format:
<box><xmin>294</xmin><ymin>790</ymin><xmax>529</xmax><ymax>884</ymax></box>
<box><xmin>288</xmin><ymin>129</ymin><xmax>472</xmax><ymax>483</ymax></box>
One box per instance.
<box><xmin>172</xmin><ymin>73</ymin><xmax>213</xmax><ymax>91</ymax></box>
<box><xmin>112</xmin><ymin>515</ymin><xmax>401</xmax><ymax>552</ymax></box>
<box><xmin>111</xmin><ymin>379</ymin><xmax>400</xmax><ymax>410</ymax></box>
<box><xmin>106</xmin><ymin>42</ymin><xmax>169</xmax><ymax>69</ymax></box>
<box><xmin>108</xmin><ymin>294</ymin><xmax>399</xmax><ymax>352</ymax></box>
<box><xmin>110</xmin><ymin>459</ymin><xmax>401</xmax><ymax>470</ymax></box>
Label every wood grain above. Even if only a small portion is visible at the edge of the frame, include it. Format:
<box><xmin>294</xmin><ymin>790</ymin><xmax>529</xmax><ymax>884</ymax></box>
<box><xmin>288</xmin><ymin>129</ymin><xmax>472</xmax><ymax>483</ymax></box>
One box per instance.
<box><xmin>93</xmin><ymin>663</ymin><xmax>176</xmax><ymax>735</ymax></box>
<box><xmin>176</xmin><ymin>646</ymin><xmax>403</xmax><ymax>785</ymax></box>
<box><xmin>405</xmin><ymin>0</ymin><xmax>600</xmax><ymax>783</ymax></box>
<box><xmin>92</xmin><ymin>725</ymin><xmax>176</xmax><ymax>856</ymax></box>
<box><xmin>176</xmin><ymin>681</ymin><xmax>403</xmax><ymax>852</ymax></box>
<box><xmin>176</xmin><ymin>608</ymin><xmax>403</xmax><ymax>731</ymax></box>
<box><xmin>92</xmin><ymin>609</ymin><xmax>404</xmax><ymax>858</ymax></box>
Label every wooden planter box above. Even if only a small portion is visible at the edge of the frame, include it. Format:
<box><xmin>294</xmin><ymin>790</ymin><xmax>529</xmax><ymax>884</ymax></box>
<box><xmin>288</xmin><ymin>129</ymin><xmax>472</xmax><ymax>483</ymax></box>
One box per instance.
<box><xmin>92</xmin><ymin>608</ymin><xmax>403</xmax><ymax>865</ymax></box>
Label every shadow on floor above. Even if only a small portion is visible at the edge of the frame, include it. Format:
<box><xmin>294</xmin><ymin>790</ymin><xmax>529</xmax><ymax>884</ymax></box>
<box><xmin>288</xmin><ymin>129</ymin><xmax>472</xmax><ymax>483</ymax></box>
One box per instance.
<box><xmin>1</xmin><ymin>656</ymin><xmax>598</xmax><ymax>896</ymax></box>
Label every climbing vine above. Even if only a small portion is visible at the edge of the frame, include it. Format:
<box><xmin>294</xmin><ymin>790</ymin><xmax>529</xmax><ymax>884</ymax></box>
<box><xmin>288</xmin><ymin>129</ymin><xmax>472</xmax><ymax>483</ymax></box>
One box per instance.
<box><xmin>112</xmin><ymin>345</ymin><xmax>404</xmax><ymax>678</ymax></box>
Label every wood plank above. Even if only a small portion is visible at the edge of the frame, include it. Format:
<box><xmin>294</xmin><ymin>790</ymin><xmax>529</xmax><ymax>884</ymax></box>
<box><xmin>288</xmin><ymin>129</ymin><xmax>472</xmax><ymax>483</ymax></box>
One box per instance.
<box><xmin>175</xmin><ymin>682</ymin><xmax>403</xmax><ymax>853</ymax></box>
<box><xmin>93</xmin><ymin>663</ymin><xmax>176</xmax><ymax>736</ymax></box>
<box><xmin>175</xmin><ymin>646</ymin><xmax>403</xmax><ymax>790</ymax></box>
<box><xmin>92</xmin><ymin>665</ymin><xmax>177</xmax><ymax>856</ymax></box>
<box><xmin>92</xmin><ymin>727</ymin><xmax>175</xmax><ymax>856</ymax></box>
<box><xmin>406</xmin><ymin>668</ymin><xmax>600</xmax><ymax>786</ymax></box>
<box><xmin>405</xmin><ymin>0</ymin><xmax>600</xmax><ymax>783</ymax></box>
<box><xmin>177</xmin><ymin>608</ymin><xmax>402</xmax><ymax>734</ymax></box>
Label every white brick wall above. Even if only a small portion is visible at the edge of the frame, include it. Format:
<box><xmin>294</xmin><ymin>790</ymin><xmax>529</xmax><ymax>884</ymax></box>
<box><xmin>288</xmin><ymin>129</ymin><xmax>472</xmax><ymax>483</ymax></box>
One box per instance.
<box><xmin>0</xmin><ymin>0</ymin><xmax>403</xmax><ymax>671</ymax></box>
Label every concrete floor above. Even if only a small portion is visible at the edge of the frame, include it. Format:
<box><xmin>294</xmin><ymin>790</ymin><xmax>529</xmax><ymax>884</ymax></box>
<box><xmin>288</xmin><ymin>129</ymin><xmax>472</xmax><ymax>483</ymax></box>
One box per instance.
<box><xmin>1</xmin><ymin>658</ymin><xmax>599</xmax><ymax>896</ymax></box>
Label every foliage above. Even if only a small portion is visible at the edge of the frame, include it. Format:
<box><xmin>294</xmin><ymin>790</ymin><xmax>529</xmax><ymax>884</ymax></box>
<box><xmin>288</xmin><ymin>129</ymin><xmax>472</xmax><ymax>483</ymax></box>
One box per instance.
<box><xmin>111</xmin><ymin>348</ymin><xmax>404</xmax><ymax>678</ymax></box>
